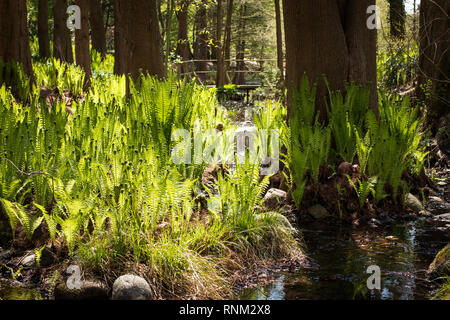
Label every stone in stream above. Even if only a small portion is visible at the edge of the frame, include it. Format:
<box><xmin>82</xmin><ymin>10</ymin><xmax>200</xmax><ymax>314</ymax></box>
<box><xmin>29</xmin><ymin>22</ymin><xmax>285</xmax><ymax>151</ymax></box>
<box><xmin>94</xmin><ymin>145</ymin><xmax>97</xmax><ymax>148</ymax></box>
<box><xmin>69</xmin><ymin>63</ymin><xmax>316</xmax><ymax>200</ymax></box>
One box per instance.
<box><xmin>264</xmin><ymin>188</ymin><xmax>287</xmax><ymax>210</ymax></box>
<box><xmin>112</xmin><ymin>274</ymin><xmax>152</xmax><ymax>300</ymax></box>
<box><xmin>307</xmin><ymin>205</ymin><xmax>329</xmax><ymax>220</ymax></box>
<box><xmin>405</xmin><ymin>193</ymin><xmax>424</xmax><ymax>213</ymax></box>
<box><xmin>427</xmin><ymin>243</ymin><xmax>450</xmax><ymax>280</ymax></box>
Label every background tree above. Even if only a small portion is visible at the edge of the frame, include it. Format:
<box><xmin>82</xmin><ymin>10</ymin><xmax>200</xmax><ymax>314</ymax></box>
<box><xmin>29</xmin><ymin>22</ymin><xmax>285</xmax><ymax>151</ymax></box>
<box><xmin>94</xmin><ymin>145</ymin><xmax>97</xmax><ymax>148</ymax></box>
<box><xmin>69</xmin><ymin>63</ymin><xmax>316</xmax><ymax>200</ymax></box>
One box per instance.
<box><xmin>274</xmin><ymin>0</ymin><xmax>283</xmax><ymax>83</ymax></box>
<box><xmin>89</xmin><ymin>0</ymin><xmax>107</xmax><ymax>57</ymax></box>
<box><xmin>114</xmin><ymin>0</ymin><xmax>165</xmax><ymax>79</ymax></box>
<box><xmin>53</xmin><ymin>0</ymin><xmax>73</xmax><ymax>63</ymax></box>
<box><xmin>216</xmin><ymin>0</ymin><xmax>225</xmax><ymax>87</ymax></box>
<box><xmin>418</xmin><ymin>0</ymin><xmax>450</xmax><ymax>134</ymax></box>
<box><xmin>283</xmin><ymin>0</ymin><xmax>378</xmax><ymax>121</ymax></box>
<box><xmin>0</xmin><ymin>0</ymin><xmax>33</xmax><ymax>79</ymax></box>
<box><xmin>176</xmin><ymin>0</ymin><xmax>192</xmax><ymax>74</ymax></box>
<box><xmin>194</xmin><ymin>0</ymin><xmax>209</xmax><ymax>73</ymax></box>
<box><xmin>223</xmin><ymin>0</ymin><xmax>234</xmax><ymax>82</ymax></box>
<box><xmin>75</xmin><ymin>0</ymin><xmax>92</xmax><ymax>87</ymax></box>
<box><xmin>38</xmin><ymin>0</ymin><xmax>51</xmax><ymax>59</ymax></box>
<box><xmin>388</xmin><ymin>0</ymin><xmax>406</xmax><ymax>38</ymax></box>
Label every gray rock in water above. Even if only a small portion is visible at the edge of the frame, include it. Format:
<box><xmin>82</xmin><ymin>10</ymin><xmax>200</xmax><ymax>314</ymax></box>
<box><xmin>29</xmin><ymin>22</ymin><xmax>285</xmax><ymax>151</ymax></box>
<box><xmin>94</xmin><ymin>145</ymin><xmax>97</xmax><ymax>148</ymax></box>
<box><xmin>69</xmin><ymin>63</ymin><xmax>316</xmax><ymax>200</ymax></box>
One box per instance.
<box><xmin>264</xmin><ymin>188</ymin><xmax>287</xmax><ymax>210</ymax></box>
<box><xmin>112</xmin><ymin>274</ymin><xmax>152</xmax><ymax>300</ymax></box>
<box><xmin>308</xmin><ymin>205</ymin><xmax>329</xmax><ymax>220</ymax></box>
<box><xmin>54</xmin><ymin>280</ymin><xmax>109</xmax><ymax>300</ymax></box>
<box><xmin>405</xmin><ymin>193</ymin><xmax>424</xmax><ymax>213</ymax></box>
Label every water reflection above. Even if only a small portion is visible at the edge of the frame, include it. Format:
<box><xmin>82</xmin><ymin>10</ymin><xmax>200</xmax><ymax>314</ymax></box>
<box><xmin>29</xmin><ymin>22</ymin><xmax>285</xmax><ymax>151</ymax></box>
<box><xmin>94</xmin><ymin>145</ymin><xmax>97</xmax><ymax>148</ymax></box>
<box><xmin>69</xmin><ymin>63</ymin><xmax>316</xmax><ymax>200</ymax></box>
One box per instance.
<box><xmin>238</xmin><ymin>218</ymin><xmax>450</xmax><ymax>300</ymax></box>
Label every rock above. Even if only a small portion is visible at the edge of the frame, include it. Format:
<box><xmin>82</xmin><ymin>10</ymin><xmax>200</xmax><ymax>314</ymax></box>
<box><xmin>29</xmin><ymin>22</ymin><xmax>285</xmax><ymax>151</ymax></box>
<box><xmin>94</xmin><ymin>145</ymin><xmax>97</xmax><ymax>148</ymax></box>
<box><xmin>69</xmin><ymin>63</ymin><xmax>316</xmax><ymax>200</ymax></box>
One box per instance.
<box><xmin>54</xmin><ymin>280</ymin><xmax>109</xmax><ymax>300</ymax></box>
<box><xmin>434</xmin><ymin>213</ymin><xmax>450</xmax><ymax>221</ymax></box>
<box><xmin>264</xmin><ymin>188</ymin><xmax>287</xmax><ymax>210</ymax></box>
<box><xmin>427</xmin><ymin>243</ymin><xmax>450</xmax><ymax>279</ymax></box>
<box><xmin>20</xmin><ymin>253</ymin><xmax>35</xmax><ymax>268</ymax></box>
<box><xmin>405</xmin><ymin>193</ymin><xmax>424</xmax><ymax>213</ymax></box>
<box><xmin>112</xmin><ymin>275</ymin><xmax>152</xmax><ymax>300</ymax></box>
<box><xmin>337</xmin><ymin>162</ymin><xmax>352</xmax><ymax>176</ymax></box>
<box><xmin>307</xmin><ymin>205</ymin><xmax>329</xmax><ymax>220</ymax></box>
<box><xmin>0</xmin><ymin>248</ymin><xmax>12</xmax><ymax>261</ymax></box>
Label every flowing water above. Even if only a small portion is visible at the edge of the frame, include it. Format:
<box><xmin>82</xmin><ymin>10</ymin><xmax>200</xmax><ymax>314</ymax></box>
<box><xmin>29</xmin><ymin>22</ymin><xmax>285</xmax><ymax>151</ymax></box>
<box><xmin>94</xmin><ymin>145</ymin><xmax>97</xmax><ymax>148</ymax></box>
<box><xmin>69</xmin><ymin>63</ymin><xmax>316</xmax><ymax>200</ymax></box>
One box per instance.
<box><xmin>238</xmin><ymin>218</ymin><xmax>450</xmax><ymax>300</ymax></box>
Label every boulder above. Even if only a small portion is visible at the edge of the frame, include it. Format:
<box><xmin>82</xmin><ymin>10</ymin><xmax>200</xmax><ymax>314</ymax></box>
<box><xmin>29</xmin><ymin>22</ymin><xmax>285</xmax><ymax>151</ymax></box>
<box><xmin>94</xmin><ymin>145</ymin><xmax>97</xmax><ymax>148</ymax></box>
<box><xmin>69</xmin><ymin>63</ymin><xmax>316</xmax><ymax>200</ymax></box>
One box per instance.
<box><xmin>307</xmin><ymin>205</ymin><xmax>329</xmax><ymax>220</ymax></box>
<box><xmin>405</xmin><ymin>193</ymin><xmax>424</xmax><ymax>213</ymax></box>
<box><xmin>264</xmin><ymin>188</ymin><xmax>287</xmax><ymax>210</ymax></box>
<box><xmin>54</xmin><ymin>280</ymin><xmax>109</xmax><ymax>300</ymax></box>
<box><xmin>427</xmin><ymin>243</ymin><xmax>450</xmax><ymax>279</ymax></box>
<box><xmin>112</xmin><ymin>274</ymin><xmax>152</xmax><ymax>300</ymax></box>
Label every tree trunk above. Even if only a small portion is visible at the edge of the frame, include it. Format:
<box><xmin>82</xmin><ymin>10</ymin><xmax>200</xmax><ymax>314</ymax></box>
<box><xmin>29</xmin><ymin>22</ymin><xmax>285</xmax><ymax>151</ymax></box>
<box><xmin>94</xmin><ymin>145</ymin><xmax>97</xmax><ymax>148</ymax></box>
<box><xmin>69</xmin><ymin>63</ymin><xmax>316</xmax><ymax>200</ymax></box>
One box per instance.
<box><xmin>274</xmin><ymin>0</ymin><xmax>284</xmax><ymax>83</ymax></box>
<box><xmin>194</xmin><ymin>0</ymin><xmax>208</xmax><ymax>73</ymax></box>
<box><xmin>388</xmin><ymin>0</ymin><xmax>406</xmax><ymax>38</ymax></box>
<box><xmin>283</xmin><ymin>0</ymin><xmax>377</xmax><ymax>122</ymax></box>
<box><xmin>216</xmin><ymin>0</ymin><xmax>225</xmax><ymax>87</ymax></box>
<box><xmin>418</xmin><ymin>0</ymin><xmax>450</xmax><ymax>134</ymax></box>
<box><xmin>114</xmin><ymin>0</ymin><xmax>165</xmax><ymax>80</ymax></box>
<box><xmin>53</xmin><ymin>0</ymin><xmax>73</xmax><ymax>63</ymax></box>
<box><xmin>176</xmin><ymin>0</ymin><xmax>191</xmax><ymax>75</ymax></box>
<box><xmin>38</xmin><ymin>0</ymin><xmax>51</xmax><ymax>59</ymax></box>
<box><xmin>75</xmin><ymin>0</ymin><xmax>92</xmax><ymax>88</ymax></box>
<box><xmin>234</xmin><ymin>3</ymin><xmax>246</xmax><ymax>85</ymax></box>
<box><xmin>165</xmin><ymin>0</ymin><xmax>174</xmax><ymax>67</ymax></box>
<box><xmin>89</xmin><ymin>0</ymin><xmax>107</xmax><ymax>57</ymax></box>
<box><xmin>223</xmin><ymin>0</ymin><xmax>233</xmax><ymax>83</ymax></box>
<box><xmin>0</xmin><ymin>0</ymin><xmax>33</xmax><ymax>86</ymax></box>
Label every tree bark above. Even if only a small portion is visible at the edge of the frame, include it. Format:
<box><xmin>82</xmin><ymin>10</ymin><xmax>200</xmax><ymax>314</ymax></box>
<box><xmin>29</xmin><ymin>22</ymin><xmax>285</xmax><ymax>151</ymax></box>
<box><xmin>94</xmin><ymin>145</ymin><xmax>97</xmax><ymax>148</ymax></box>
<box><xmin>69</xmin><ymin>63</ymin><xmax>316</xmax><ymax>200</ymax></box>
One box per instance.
<box><xmin>418</xmin><ymin>0</ymin><xmax>450</xmax><ymax>134</ymax></box>
<box><xmin>176</xmin><ymin>0</ymin><xmax>191</xmax><ymax>75</ymax></box>
<box><xmin>89</xmin><ymin>0</ymin><xmax>107</xmax><ymax>57</ymax></box>
<box><xmin>216</xmin><ymin>0</ymin><xmax>225</xmax><ymax>87</ymax></box>
<box><xmin>193</xmin><ymin>0</ymin><xmax>208</xmax><ymax>72</ymax></box>
<box><xmin>38</xmin><ymin>0</ymin><xmax>51</xmax><ymax>59</ymax></box>
<box><xmin>75</xmin><ymin>0</ymin><xmax>92</xmax><ymax>88</ymax></box>
<box><xmin>165</xmin><ymin>0</ymin><xmax>174</xmax><ymax>67</ymax></box>
<box><xmin>234</xmin><ymin>3</ymin><xmax>247</xmax><ymax>85</ymax></box>
<box><xmin>53</xmin><ymin>0</ymin><xmax>74</xmax><ymax>63</ymax></box>
<box><xmin>114</xmin><ymin>0</ymin><xmax>165</xmax><ymax>80</ymax></box>
<box><xmin>388</xmin><ymin>0</ymin><xmax>406</xmax><ymax>38</ymax></box>
<box><xmin>223</xmin><ymin>0</ymin><xmax>233</xmax><ymax>83</ymax></box>
<box><xmin>0</xmin><ymin>0</ymin><xmax>33</xmax><ymax>84</ymax></box>
<box><xmin>274</xmin><ymin>0</ymin><xmax>284</xmax><ymax>83</ymax></box>
<box><xmin>283</xmin><ymin>0</ymin><xmax>377</xmax><ymax>122</ymax></box>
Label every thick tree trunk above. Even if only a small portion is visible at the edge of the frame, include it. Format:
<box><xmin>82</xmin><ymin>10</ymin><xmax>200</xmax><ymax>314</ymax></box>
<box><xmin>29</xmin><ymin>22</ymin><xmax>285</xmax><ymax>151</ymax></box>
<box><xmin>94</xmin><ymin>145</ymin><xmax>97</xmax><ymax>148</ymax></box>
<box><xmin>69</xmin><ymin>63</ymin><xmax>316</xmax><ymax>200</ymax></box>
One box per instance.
<box><xmin>194</xmin><ymin>0</ymin><xmax>208</xmax><ymax>72</ymax></box>
<box><xmin>283</xmin><ymin>0</ymin><xmax>377</xmax><ymax>122</ymax></box>
<box><xmin>75</xmin><ymin>0</ymin><xmax>92</xmax><ymax>88</ymax></box>
<box><xmin>274</xmin><ymin>0</ymin><xmax>284</xmax><ymax>83</ymax></box>
<box><xmin>418</xmin><ymin>0</ymin><xmax>450</xmax><ymax>134</ymax></box>
<box><xmin>223</xmin><ymin>0</ymin><xmax>233</xmax><ymax>83</ymax></box>
<box><xmin>114</xmin><ymin>0</ymin><xmax>165</xmax><ymax>79</ymax></box>
<box><xmin>389</xmin><ymin>0</ymin><xmax>406</xmax><ymax>38</ymax></box>
<box><xmin>38</xmin><ymin>0</ymin><xmax>51</xmax><ymax>59</ymax></box>
<box><xmin>216</xmin><ymin>0</ymin><xmax>225</xmax><ymax>87</ymax></box>
<box><xmin>89</xmin><ymin>0</ymin><xmax>107</xmax><ymax>57</ymax></box>
<box><xmin>53</xmin><ymin>0</ymin><xmax>73</xmax><ymax>63</ymax></box>
<box><xmin>176</xmin><ymin>0</ymin><xmax>191</xmax><ymax>75</ymax></box>
<box><xmin>0</xmin><ymin>0</ymin><xmax>33</xmax><ymax>85</ymax></box>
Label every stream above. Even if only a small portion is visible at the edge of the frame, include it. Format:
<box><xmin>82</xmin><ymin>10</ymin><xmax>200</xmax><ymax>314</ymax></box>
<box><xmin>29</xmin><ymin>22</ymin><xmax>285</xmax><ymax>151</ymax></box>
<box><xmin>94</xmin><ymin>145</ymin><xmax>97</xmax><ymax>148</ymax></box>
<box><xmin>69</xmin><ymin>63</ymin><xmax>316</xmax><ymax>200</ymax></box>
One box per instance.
<box><xmin>238</xmin><ymin>217</ymin><xmax>450</xmax><ymax>300</ymax></box>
